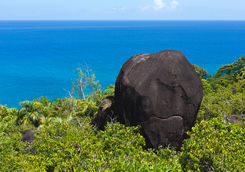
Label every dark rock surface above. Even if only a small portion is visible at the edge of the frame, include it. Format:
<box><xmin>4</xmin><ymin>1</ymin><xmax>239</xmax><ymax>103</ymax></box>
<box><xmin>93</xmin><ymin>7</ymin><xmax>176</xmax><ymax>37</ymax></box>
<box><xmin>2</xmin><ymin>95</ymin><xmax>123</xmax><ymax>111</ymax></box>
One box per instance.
<box><xmin>21</xmin><ymin>129</ymin><xmax>36</xmax><ymax>143</ymax></box>
<box><xmin>114</xmin><ymin>50</ymin><xmax>203</xmax><ymax>148</ymax></box>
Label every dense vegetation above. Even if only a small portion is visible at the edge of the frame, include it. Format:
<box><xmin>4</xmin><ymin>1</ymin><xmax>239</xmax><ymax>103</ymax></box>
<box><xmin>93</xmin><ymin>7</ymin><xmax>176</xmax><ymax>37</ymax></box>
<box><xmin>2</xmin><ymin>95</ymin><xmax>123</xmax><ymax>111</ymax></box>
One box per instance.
<box><xmin>0</xmin><ymin>56</ymin><xmax>244</xmax><ymax>171</ymax></box>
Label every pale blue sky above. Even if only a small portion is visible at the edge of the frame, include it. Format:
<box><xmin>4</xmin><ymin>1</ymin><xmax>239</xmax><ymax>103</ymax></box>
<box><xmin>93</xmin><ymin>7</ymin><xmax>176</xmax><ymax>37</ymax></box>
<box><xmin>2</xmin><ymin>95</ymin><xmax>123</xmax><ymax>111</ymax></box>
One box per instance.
<box><xmin>0</xmin><ymin>0</ymin><xmax>244</xmax><ymax>20</ymax></box>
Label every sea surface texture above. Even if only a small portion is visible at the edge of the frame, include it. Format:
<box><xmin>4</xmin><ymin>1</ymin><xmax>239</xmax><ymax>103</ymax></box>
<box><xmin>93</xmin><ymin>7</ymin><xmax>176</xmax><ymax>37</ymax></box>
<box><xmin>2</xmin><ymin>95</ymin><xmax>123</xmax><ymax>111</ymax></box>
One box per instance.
<box><xmin>0</xmin><ymin>21</ymin><xmax>245</xmax><ymax>107</ymax></box>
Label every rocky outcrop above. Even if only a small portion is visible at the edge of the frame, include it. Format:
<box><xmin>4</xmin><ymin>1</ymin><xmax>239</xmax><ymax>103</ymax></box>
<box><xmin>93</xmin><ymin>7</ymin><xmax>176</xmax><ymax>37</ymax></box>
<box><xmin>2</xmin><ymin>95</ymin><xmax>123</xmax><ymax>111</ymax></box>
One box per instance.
<box><xmin>114</xmin><ymin>50</ymin><xmax>203</xmax><ymax>148</ymax></box>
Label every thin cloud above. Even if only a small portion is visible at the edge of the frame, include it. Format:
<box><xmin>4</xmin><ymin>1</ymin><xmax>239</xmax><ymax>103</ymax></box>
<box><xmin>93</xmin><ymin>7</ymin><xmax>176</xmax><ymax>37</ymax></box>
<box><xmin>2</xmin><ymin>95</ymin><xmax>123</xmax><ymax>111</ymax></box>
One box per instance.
<box><xmin>111</xmin><ymin>7</ymin><xmax>129</xmax><ymax>12</ymax></box>
<box><xmin>170</xmin><ymin>0</ymin><xmax>179</xmax><ymax>9</ymax></box>
<box><xmin>154</xmin><ymin>0</ymin><xmax>166</xmax><ymax>10</ymax></box>
<box><xmin>141</xmin><ymin>0</ymin><xmax>179</xmax><ymax>11</ymax></box>
<box><xmin>140</xmin><ymin>6</ymin><xmax>151</xmax><ymax>11</ymax></box>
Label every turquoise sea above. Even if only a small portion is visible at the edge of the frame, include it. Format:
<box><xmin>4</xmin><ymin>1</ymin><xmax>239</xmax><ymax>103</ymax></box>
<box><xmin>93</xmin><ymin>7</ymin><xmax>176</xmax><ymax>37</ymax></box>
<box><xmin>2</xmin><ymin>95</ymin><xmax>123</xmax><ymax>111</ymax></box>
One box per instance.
<box><xmin>0</xmin><ymin>21</ymin><xmax>245</xmax><ymax>107</ymax></box>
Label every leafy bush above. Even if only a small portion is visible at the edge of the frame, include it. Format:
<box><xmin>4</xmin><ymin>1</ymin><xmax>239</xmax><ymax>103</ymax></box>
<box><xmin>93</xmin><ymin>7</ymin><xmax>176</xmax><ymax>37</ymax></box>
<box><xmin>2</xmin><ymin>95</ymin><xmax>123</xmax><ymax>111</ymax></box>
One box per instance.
<box><xmin>192</xmin><ymin>64</ymin><xmax>211</xmax><ymax>79</ymax></box>
<box><xmin>0</xmin><ymin>106</ymin><xmax>22</xmax><ymax>171</ymax></box>
<box><xmin>208</xmin><ymin>56</ymin><xmax>245</xmax><ymax>88</ymax></box>
<box><xmin>195</xmin><ymin>56</ymin><xmax>245</xmax><ymax>120</ymax></box>
<box><xmin>198</xmin><ymin>81</ymin><xmax>245</xmax><ymax>120</ymax></box>
<box><xmin>181</xmin><ymin>117</ymin><xmax>245</xmax><ymax>171</ymax></box>
<box><xmin>1</xmin><ymin>118</ymin><xmax>182</xmax><ymax>171</ymax></box>
<box><xmin>17</xmin><ymin>97</ymin><xmax>54</xmax><ymax>127</ymax></box>
<box><xmin>214</xmin><ymin>56</ymin><xmax>245</xmax><ymax>82</ymax></box>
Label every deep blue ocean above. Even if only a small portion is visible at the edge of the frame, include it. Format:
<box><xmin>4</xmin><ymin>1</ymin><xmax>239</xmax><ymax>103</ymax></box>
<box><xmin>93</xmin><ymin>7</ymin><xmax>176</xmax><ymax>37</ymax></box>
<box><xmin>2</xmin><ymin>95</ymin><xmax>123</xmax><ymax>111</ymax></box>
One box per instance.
<box><xmin>0</xmin><ymin>21</ymin><xmax>245</xmax><ymax>108</ymax></box>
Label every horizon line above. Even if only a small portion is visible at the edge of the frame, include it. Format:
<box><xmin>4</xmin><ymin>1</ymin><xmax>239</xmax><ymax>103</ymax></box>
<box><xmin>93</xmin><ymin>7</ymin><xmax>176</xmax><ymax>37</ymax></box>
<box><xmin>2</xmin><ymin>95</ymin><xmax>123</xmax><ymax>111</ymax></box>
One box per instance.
<box><xmin>0</xmin><ymin>19</ymin><xmax>245</xmax><ymax>22</ymax></box>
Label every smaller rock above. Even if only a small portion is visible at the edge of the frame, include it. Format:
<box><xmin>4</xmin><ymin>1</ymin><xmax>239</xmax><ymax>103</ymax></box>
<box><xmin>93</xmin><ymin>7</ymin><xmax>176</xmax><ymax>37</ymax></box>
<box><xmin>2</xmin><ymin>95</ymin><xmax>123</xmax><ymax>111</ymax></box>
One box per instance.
<box><xmin>93</xmin><ymin>96</ymin><xmax>115</xmax><ymax>130</ymax></box>
<box><xmin>227</xmin><ymin>114</ymin><xmax>245</xmax><ymax>127</ymax></box>
<box><xmin>21</xmin><ymin>129</ymin><xmax>36</xmax><ymax>143</ymax></box>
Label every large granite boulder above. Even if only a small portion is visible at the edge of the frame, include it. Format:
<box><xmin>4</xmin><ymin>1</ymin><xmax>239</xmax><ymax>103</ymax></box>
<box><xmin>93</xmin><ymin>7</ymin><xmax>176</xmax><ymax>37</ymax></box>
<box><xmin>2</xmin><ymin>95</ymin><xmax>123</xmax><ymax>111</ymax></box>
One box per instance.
<box><xmin>114</xmin><ymin>50</ymin><xmax>203</xmax><ymax>148</ymax></box>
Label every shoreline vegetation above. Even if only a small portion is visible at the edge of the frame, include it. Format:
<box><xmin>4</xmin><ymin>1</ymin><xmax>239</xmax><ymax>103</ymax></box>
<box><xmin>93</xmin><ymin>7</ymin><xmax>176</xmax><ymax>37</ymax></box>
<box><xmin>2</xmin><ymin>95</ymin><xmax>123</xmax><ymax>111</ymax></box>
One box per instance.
<box><xmin>0</xmin><ymin>56</ymin><xmax>244</xmax><ymax>171</ymax></box>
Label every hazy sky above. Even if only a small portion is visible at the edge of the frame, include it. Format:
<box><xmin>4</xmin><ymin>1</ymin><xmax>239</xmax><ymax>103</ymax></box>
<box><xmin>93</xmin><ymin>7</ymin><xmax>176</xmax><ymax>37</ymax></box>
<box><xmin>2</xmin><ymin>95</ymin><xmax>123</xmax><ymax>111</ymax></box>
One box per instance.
<box><xmin>0</xmin><ymin>0</ymin><xmax>245</xmax><ymax>20</ymax></box>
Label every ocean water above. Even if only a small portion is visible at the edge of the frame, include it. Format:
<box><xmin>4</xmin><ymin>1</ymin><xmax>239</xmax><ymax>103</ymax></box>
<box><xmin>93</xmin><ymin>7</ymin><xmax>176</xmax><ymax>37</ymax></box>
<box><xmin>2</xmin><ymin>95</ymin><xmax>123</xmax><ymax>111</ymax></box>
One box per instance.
<box><xmin>0</xmin><ymin>21</ymin><xmax>245</xmax><ymax>108</ymax></box>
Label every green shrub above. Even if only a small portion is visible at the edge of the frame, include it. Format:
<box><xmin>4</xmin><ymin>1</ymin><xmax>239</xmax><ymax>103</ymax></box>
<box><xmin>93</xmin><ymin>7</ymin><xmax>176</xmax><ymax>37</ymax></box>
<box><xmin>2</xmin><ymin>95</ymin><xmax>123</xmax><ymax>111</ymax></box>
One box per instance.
<box><xmin>1</xmin><ymin>117</ymin><xmax>182</xmax><ymax>171</ymax></box>
<box><xmin>198</xmin><ymin>84</ymin><xmax>245</xmax><ymax>120</ymax></box>
<box><xmin>192</xmin><ymin>64</ymin><xmax>211</xmax><ymax>79</ymax></box>
<box><xmin>181</xmin><ymin>117</ymin><xmax>245</xmax><ymax>171</ymax></box>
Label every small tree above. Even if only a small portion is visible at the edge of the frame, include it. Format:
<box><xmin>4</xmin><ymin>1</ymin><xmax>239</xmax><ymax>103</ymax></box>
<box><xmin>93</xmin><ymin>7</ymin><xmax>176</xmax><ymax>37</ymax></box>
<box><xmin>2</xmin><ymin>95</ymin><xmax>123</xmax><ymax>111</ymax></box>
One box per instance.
<box><xmin>72</xmin><ymin>65</ymin><xmax>100</xmax><ymax>100</ymax></box>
